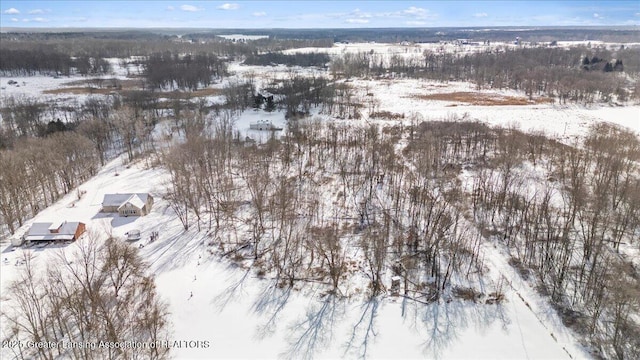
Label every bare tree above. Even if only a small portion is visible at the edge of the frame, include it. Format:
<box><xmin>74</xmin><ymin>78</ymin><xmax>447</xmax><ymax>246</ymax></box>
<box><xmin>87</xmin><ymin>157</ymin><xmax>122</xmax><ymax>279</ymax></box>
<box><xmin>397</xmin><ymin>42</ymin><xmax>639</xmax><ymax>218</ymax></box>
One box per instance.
<box><xmin>2</xmin><ymin>234</ymin><xmax>172</xmax><ymax>360</ymax></box>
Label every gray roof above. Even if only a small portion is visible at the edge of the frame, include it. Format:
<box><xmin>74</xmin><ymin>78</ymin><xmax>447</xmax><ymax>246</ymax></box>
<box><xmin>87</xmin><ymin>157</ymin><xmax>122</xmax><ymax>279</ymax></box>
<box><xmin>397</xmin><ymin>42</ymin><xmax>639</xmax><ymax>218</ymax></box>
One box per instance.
<box><xmin>102</xmin><ymin>193</ymin><xmax>150</xmax><ymax>208</ymax></box>
<box><xmin>25</xmin><ymin>222</ymin><xmax>83</xmax><ymax>241</ymax></box>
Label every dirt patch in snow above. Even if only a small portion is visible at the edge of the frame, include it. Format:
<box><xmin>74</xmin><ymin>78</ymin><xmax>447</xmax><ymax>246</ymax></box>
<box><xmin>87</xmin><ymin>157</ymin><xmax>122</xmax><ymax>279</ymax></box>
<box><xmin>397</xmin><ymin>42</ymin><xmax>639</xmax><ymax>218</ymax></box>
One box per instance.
<box><xmin>413</xmin><ymin>91</ymin><xmax>554</xmax><ymax>106</ymax></box>
<box><xmin>44</xmin><ymin>85</ymin><xmax>221</xmax><ymax>99</ymax></box>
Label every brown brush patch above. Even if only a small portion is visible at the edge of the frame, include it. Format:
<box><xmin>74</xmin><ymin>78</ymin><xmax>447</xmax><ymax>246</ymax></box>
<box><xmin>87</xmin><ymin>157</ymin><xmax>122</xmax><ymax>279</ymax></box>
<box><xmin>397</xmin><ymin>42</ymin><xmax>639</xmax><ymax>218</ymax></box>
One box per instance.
<box><xmin>62</xmin><ymin>78</ymin><xmax>144</xmax><ymax>89</ymax></box>
<box><xmin>159</xmin><ymin>88</ymin><xmax>222</xmax><ymax>99</ymax></box>
<box><xmin>44</xmin><ymin>86</ymin><xmax>222</xmax><ymax>99</ymax></box>
<box><xmin>369</xmin><ymin>110</ymin><xmax>405</xmax><ymax>120</ymax></box>
<box><xmin>453</xmin><ymin>286</ymin><xmax>484</xmax><ymax>302</ymax></box>
<box><xmin>414</xmin><ymin>91</ymin><xmax>554</xmax><ymax>106</ymax></box>
<box><xmin>43</xmin><ymin>87</ymin><xmax>116</xmax><ymax>95</ymax></box>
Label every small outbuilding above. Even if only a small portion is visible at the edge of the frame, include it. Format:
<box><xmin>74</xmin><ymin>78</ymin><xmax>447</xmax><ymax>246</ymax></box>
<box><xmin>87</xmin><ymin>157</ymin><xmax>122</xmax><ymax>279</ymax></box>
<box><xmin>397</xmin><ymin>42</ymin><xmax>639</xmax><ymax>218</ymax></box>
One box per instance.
<box><xmin>102</xmin><ymin>193</ymin><xmax>154</xmax><ymax>217</ymax></box>
<box><xmin>126</xmin><ymin>229</ymin><xmax>141</xmax><ymax>241</ymax></box>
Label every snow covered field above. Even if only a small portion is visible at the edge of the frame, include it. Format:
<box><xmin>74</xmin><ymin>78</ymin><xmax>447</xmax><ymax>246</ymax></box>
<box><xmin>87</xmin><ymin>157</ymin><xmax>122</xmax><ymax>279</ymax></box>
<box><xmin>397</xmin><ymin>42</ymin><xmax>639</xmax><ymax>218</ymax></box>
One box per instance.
<box><xmin>3</xmin><ymin>69</ymin><xmax>637</xmax><ymax>143</ymax></box>
<box><xmin>2</xmin><ymin>40</ymin><xmax>638</xmax><ymax>141</ymax></box>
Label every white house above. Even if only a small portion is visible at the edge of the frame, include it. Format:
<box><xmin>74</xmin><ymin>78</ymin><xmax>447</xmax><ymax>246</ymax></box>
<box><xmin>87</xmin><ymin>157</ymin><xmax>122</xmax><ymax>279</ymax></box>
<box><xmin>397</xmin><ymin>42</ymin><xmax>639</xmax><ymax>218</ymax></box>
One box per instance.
<box><xmin>249</xmin><ymin>120</ymin><xmax>283</xmax><ymax>131</ymax></box>
<box><xmin>102</xmin><ymin>193</ymin><xmax>154</xmax><ymax>217</ymax></box>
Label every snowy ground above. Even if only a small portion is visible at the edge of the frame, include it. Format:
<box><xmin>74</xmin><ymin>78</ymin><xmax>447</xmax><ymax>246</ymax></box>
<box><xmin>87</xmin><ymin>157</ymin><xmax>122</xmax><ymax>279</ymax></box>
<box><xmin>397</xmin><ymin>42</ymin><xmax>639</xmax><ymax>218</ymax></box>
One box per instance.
<box><xmin>152</xmin><ymin>232</ymin><xmax>588</xmax><ymax>359</ymax></box>
<box><xmin>3</xmin><ymin>41</ymin><xmax>638</xmax><ymax>359</ymax></box>
<box><xmin>1</xmin><ymin>126</ymin><xmax>589</xmax><ymax>360</ymax></box>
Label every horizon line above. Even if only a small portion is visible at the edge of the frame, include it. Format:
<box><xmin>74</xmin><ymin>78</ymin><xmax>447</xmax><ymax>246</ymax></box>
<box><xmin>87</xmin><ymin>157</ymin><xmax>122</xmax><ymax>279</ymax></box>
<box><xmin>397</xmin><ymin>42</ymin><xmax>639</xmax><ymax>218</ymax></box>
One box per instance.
<box><xmin>2</xmin><ymin>25</ymin><xmax>639</xmax><ymax>32</ymax></box>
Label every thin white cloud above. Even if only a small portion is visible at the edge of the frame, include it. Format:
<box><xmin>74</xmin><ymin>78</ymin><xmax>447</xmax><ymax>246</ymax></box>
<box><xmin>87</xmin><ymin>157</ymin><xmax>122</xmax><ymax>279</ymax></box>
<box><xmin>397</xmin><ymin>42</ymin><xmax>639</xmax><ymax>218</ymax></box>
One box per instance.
<box><xmin>403</xmin><ymin>6</ymin><xmax>427</xmax><ymax>17</ymax></box>
<box><xmin>167</xmin><ymin>6</ymin><xmax>175</xmax><ymax>11</ymax></box>
<box><xmin>346</xmin><ymin>18</ymin><xmax>369</xmax><ymax>24</ymax></box>
<box><xmin>4</xmin><ymin>8</ymin><xmax>20</xmax><ymax>14</ymax></box>
<box><xmin>11</xmin><ymin>17</ymin><xmax>18</xmax><ymax>22</ymax></box>
<box><xmin>28</xmin><ymin>9</ymin><xmax>44</xmax><ymax>14</ymax></box>
<box><xmin>593</xmin><ymin>13</ymin><xmax>603</xmax><ymax>19</ymax></box>
<box><xmin>252</xmin><ymin>12</ymin><xmax>267</xmax><ymax>17</ymax></box>
<box><xmin>474</xmin><ymin>13</ymin><xmax>488</xmax><ymax>18</ymax></box>
<box><xmin>22</xmin><ymin>18</ymin><xmax>29</xmax><ymax>22</ymax></box>
<box><xmin>313</xmin><ymin>5</ymin><xmax>438</xmax><ymax>26</ymax></box>
<box><xmin>33</xmin><ymin>17</ymin><xmax>48</xmax><ymax>22</ymax></box>
<box><xmin>180</xmin><ymin>4</ymin><xmax>201</xmax><ymax>12</ymax></box>
<box><xmin>218</xmin><ymin>3</ymin><xmax>239</xmax><ymax>10</ymax></box>
<box><xmin>350</xmin><ymin>9</ymin><xmax>372</xmax><ymax>19</ymax></box>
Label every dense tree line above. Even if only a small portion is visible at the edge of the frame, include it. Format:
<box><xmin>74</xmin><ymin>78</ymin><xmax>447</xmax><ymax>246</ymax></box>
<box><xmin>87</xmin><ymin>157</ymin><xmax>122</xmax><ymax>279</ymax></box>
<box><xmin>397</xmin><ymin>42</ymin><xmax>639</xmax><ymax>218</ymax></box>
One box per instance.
<box><xmin>270</xmin><ymin>75</ymin><xmax>332</xmax><ymax>118</ymax></box>
<box><xmin>74</xmin><ymin>55</ymin><xmax>112</xmax><ymax>76</ymax></box>
<box><xmin>0</xmin><ymin>33</ymin><xmax>332</xmax><ymax>61</ymax></box>
<box><xmin>5</xmin><ymin>28</ymin><xmax>637</xmax><ymax>44</ymax></box>
<box><xmin>330</xmin><ymin>46</ymin><xmax>640</xmax><ymax>103</ymax></box>
<box><xmin>0</xmin><ymin>95</ymin><xmax>121</xmax><ymax>150</ymax></box>
<box><xmin>0</xmin><ymin>132</ymin><xmax>99</xmax><ymax>234</ymax></box>
<box><xmin>144</xmin><ymin>52</ymin><xmax>227</xmax><ymax>90</ymax></box>
<box><xmin>244</xmin><ymin>52</ymin><xmax>330</xmax><ymax>67</ymax></box>
<box><xmin>0</xmin><ymin>49</ymin><xmax>73</xmax><ymax>76</ymax></box>
<box><xmin>0</xmin><ymin>96</ymin><xmax>51</xmax><ymax>139</ymax></box>
<box><xmin>222</xmin><ymin>75</ymin><xmax>334</xmax><ymax>119</ymax></box>
<box><xmin>0</xmin><ymin>49</ymin><xmax>112</xmax><ymax>76</ymax></box>
<box><xmin>221</xmin><ymin>80</ymin><xmax>256</xmax><ymax>114</ymax></box>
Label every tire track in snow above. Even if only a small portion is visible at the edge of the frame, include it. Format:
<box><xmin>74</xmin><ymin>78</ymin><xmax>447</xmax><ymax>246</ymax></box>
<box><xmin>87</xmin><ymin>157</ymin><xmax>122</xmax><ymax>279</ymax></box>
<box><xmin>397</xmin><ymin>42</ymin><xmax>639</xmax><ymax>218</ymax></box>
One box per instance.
<box><xmin>480</xmin><ymin>241</ymin><xmax>577</xmax><ymax>359</ymax></box>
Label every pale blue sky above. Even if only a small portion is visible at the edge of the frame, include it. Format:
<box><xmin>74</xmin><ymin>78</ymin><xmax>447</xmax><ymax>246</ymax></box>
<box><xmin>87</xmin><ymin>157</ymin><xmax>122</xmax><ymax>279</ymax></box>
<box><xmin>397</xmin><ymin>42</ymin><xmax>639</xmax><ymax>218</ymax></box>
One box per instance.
<box><xmin>1</xmin><ymin>1</ymin><xmax>639</xmax><ymax>28</ymax></box>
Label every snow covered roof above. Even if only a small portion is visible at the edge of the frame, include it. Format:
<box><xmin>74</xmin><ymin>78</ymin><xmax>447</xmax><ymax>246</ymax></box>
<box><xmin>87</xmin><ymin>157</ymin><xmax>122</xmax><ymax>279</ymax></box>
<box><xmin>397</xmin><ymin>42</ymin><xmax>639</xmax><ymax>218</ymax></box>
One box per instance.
<box><xmin>117</xmin><ymin>194</ymin><xmax>147</xmax><ymax>210</ymax></box>
<box><xmin>102</xmin><ymin>193</ymin><xmax>150</xmax><ymax>208</ymax></box>
<box><xmin>25</xmin><ymin>221</ymin><xmax>83</xmax><ymax>241</ymax></box>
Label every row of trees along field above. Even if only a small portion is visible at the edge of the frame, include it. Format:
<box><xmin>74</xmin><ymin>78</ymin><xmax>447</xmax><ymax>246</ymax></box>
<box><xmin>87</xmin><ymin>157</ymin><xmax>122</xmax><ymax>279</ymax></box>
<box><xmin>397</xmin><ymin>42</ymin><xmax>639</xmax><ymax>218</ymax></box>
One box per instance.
<box><xmin>243</xmin><ymin>52</ymin><xmax>331</xmax><ymax>67</ymax></box>
<box><xmin>0</xmin><ymin>49</ymin><xmax>111</xmax><ymax>76</ymax></box>
<box><xmin>0</xmin><ymin>33</ymin><xmax>332</xmax><ymax>65</ymax></box>
<box><xmin>160</xmin><ymin>109</ymin><xmax>639</xmax><ymax>359</ymax></box>
<box><xmin>330</xmin><ymin>46</ymin><xmax>640</xmax><ymax>103</ymax></box>
<box><xmin>144</xmin><ymin>52</ymin><xmax>227</xmax><ymax>90</ymax></box>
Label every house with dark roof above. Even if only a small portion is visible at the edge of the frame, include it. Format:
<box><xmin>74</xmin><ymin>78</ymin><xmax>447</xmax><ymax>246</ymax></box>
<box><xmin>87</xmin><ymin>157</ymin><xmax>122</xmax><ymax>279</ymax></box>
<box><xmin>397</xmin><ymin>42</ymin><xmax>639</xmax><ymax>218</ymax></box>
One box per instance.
<box><xmin>101</xmin><ymin>193</ymin><xmax>154</xmax><ymax>217</ymax></box>
<box><xmin>23</xmin><ymin>221</ymin><xmax>86</xmax><ymax>243</ymax></box>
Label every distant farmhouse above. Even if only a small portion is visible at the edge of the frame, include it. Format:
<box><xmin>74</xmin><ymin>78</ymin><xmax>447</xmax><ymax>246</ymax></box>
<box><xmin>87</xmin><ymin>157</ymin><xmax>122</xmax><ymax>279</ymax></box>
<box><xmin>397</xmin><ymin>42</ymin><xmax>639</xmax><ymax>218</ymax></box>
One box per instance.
<box><xmin>23</xmin><ymin>221</ymin><xmax>86</xmax><ymax>243</ymax></box>
<box><xmin>102</xmin><ymin>193</ymin><xmax>154</xmax><ymax>217</ymax></box>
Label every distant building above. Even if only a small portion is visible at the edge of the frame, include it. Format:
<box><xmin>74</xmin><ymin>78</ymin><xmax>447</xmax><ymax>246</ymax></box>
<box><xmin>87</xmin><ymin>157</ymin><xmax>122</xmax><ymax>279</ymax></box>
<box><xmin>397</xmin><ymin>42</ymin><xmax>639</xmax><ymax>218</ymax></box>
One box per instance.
<box><xmin>102</xmin><ymin>193</ymin><xmax>154</xmax><ymax>217</ymax></box>
<box><xmin>249</xmin><ymin>120</ymin><xmax>283</xmax><ymax>131</ymax></box>
<box><xmin>23</xmin><ymin>221</ymin><xmax>86</xmax><ymax>243</ymax></box>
